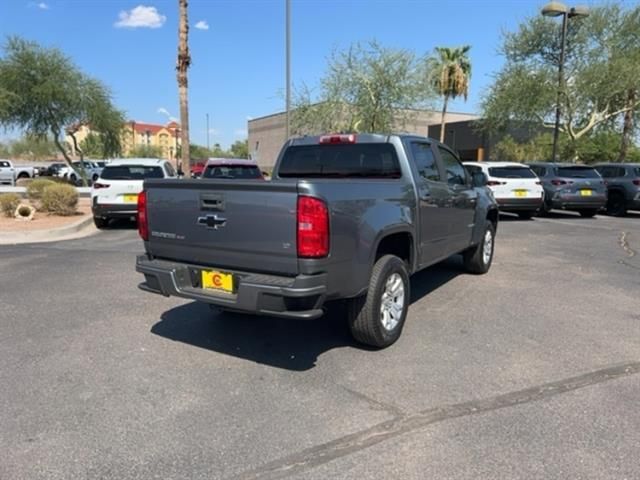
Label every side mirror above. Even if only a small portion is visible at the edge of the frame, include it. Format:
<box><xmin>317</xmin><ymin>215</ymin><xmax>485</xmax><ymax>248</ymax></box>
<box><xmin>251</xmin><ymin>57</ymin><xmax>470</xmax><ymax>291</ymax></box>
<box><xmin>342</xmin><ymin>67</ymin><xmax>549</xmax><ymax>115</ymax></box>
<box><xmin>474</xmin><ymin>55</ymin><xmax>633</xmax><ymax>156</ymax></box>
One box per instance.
<box><xmin>472</xmin><ymin>171</ymin><xmax>487</xmax><ymax>188</ymax></box>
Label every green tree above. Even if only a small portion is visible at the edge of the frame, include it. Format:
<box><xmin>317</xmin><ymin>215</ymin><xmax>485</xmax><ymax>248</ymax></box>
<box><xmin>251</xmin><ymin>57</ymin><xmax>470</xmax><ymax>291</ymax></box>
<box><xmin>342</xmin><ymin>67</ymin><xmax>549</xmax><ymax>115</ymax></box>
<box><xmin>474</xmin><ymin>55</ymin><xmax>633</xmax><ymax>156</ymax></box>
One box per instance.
<box><xmin>427</xmin><ymin>46</ymin><xmax>472</xmax><ymax>143</ymax></box>
<box><xmin>230</xmin><ymin>139</ymin><xmax>248</xmax><ymax>158</ymax></box>
<box><xmin>79</xmin><ymin>133</ymin><xmax>107</xmax><ymax>159</ymax></box>
<box><xmin>189</xmin><ymin>143</ymin><xmax>212</xmax><ymax>159</ymax></box>
<box><xmin>0</xmin><ymin>36</ymin><xmax>124</xmax><ymax>184</ymax></box>
<box><xmin>292</xmin><ymin>41</ymin><xmax>431</xmax><ymax>135</ymax></box>
<box><xmin>129</xmin><ymin>145</ymin><xmax>162</xmax><ymax>158</ymax></box>
<box><xmin>482</xmin><ymin>5</ymin><xmax>640</xmax><ymax>162</ymax></box>
<box><xmin>8</xmin><ymin>135</ymin><xmax>57</xmax><ymax>160</ymax></box>
<box><xmin>0</xmin><ymin>141</ymin><xmax>9</xmax><ymax>157</ymax></box>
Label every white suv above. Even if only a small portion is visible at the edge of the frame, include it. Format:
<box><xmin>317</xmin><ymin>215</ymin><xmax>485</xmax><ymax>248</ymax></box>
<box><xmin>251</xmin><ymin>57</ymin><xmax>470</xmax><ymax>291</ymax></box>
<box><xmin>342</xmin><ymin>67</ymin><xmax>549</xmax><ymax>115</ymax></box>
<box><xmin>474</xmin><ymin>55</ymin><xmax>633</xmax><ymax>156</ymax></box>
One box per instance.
<box><xmin>464</xmin><ymin>161</ymin><xmax>544</xmax><ymax>219</ymax></box>
<box><xmin>91</xmin><ymin>158</ymin><xmax>177</xmax><ymax>228</ymax></box>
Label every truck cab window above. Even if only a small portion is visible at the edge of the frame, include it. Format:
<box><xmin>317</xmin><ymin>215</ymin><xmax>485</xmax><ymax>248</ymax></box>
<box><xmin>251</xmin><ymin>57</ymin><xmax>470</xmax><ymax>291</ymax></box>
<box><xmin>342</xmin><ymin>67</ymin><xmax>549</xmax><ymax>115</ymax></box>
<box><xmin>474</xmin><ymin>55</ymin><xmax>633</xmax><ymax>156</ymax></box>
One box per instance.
<box><xmin>437</xmin><ymin>147</ymin><xmax>467</xmax><ymax>186</ymax></box>
<box><xmin>410</xmin><ymin>142</ymin><xmax>440</xmax><ymax>182</ymax></box>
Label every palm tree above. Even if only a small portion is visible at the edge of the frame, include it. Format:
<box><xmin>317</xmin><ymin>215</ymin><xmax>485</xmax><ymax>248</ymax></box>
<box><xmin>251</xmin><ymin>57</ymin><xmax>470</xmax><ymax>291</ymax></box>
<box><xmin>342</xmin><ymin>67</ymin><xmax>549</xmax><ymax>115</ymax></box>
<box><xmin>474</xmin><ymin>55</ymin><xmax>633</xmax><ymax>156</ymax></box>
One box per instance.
<box><xmin>428</xmin><ymin>46</ymin><xmax>472</xmax><ymax>143</ymax></box>
<box><xmin>177</xmin><ymin>0</ymin><xmax>191</xmax><ymax>177</ymax></box>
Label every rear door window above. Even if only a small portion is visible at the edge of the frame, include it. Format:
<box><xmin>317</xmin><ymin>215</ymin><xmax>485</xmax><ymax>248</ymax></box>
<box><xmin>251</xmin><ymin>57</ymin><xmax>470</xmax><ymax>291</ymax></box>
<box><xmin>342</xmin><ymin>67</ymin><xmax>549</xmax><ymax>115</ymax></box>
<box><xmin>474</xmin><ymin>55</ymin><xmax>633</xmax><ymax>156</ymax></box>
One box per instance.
<box><xmin>410</xmin><ymin>142</ymin><xmax>440</xmax><ymax>181</ymax></box>
<box><xmin>530</xmin><ymin>166</ymin><xmax>546</xmax><ymax>176</ymax></box>
<box><xmin>279</xmin><ymin>144</ymin><xmax>401</xmax><ymax>178</ymax></box>
<box><xmin>101</xmin><ymin>165</ymin><xmax>164</xmax><ymax>180</ymax></box>
<box><xmin>557</xmin><ymin>167</ymin><xmax>600</xmax><ymax>178</ymax></box>
<box><xmin>488</xmin><ymin>167</ymin><xmax>537</xmax><ymax>178</ymax></box>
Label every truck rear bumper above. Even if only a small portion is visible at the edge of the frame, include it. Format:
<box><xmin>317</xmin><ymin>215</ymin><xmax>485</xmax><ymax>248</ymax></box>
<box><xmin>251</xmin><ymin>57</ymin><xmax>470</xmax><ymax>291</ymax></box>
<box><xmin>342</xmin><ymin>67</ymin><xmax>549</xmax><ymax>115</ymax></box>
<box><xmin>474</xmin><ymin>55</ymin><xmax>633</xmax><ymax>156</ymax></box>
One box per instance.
<box><xmin>136</xmin><ymin>256</ymin><xmax>327</xmax><ymax>319</ymax></box>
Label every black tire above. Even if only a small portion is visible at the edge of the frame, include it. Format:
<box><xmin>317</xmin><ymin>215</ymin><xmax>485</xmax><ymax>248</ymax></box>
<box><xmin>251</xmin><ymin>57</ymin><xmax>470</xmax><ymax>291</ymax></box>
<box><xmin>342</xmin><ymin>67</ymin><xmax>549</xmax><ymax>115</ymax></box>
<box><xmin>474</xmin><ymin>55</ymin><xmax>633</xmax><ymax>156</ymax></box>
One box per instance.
<box><xmin>606</xmin><ymin>191</ymin><xmax>627</xmax><ymax>217</ymax></box>
<box><xmin>69</xmin><ymin>174</ymin><xmax>77</xmax><ymax>183</ymax></box>
<box><xmin>517</xmin><ymin>211</ymin><xmax>535</xmax><ymax>220</ymax></box>
<box><xmin>93</xmin><ymin>216</ymin><xmax>109</xmax><ymax>229</ymax></box>
<box><xmin>92</xmin><ymin>174</ymin><xmax>99</xmax><ymax>182</ymax></box>
<box><xmin>17</xmin><ymin>172</ymin><xmax>29</xmax><ymax>179</ymax></box>
<box><xmin>463</xmin><ymin>222</ymin><xmax>496</xmax><ymax>274</ymax></box>
<box><xmin>578</xmin><ymin>209</ymin><xmax>597</xmax><ymax>218</ymax></box>
<box><xmin>539</xmin><ymin>199</ymin><xmax>553</xmax><ymax>216</ymax></box>
<box><xmin>346</xmin><ymin>255</ymin><xmax>410</xmax><ymax>349</ymax></box>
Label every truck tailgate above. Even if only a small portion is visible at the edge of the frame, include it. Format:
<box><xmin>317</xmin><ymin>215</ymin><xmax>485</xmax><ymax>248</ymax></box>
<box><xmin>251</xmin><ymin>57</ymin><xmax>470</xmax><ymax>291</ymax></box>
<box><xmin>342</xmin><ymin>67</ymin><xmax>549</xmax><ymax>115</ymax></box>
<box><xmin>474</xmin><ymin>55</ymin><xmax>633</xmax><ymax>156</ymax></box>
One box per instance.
<box><xmin>144</xmin><ymin>179</ymin><xmax>299</xmax><ymax>275</ymax></box>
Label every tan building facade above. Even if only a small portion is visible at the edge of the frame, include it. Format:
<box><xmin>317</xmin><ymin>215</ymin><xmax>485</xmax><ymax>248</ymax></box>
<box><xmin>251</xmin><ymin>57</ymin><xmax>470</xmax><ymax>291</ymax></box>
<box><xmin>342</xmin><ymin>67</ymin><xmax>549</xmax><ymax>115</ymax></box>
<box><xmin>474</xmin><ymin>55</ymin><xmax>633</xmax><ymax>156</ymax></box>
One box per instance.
<box><xmin>65</xmin><ymin>121</ymin><xmax>182</xmax><ymax>164</ymax></box>
<box><xmin>248</xmin><ymin>109</ymin><xmax>479</xmax><ymax>169</ymax></box>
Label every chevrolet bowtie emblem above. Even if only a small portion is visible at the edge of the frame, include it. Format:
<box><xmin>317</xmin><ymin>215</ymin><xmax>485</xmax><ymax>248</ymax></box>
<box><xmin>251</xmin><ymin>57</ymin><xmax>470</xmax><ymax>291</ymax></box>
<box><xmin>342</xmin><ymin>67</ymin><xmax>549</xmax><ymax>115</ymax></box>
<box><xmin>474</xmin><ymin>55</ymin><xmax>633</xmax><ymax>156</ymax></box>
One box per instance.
<box><xmin>197</xmin><ymin>214</ymin><xmax>227</xmax><ymax>229</ymax></box>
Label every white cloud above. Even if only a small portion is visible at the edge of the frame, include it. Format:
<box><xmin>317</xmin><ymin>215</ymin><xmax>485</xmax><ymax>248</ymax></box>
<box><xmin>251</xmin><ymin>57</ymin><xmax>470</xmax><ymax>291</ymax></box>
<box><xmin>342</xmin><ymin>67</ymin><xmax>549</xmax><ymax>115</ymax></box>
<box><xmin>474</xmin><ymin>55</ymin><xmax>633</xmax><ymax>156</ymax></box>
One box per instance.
<box><xmin>157</xmin><ymin>107</ymin><xmax>178</xmax><ymax>123</ymax></box>
<box><xmin>194</xmin><ymin>20</ymin><xmax>209</xmax><ymax>30</ymax></box>
<box><xmin>234</xmin><ymin>129</ymin><xmax>248</xmax><ymax>137</ymax></box>
<box><xmin>246</xmin><ymin>116</ymin><xmax>253</xmax><ymax>121</ymax></box>
<box><xmin>37</xmin><ymin>2</ymin><xmax>49</xmax><ymax>9</ymax></box>
<box><xmin>208</xmin><ymin>128</ymin><xmax>220</xmax><ymax>136</ymax></box>
<box><xmin>115</xmin><ymin>5</ymin><xmax>166</xmax><ymax>29</ymax></box>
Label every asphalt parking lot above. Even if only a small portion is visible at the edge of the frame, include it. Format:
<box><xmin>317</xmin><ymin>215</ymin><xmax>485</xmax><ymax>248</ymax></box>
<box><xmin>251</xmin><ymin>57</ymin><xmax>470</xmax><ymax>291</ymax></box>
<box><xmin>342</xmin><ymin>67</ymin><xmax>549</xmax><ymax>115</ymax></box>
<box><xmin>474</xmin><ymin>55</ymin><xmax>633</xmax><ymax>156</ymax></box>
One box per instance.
<box><xmin>1</xmin><ymin>211</ymin><xmax>639</xmax><ymax>480</ymax></box>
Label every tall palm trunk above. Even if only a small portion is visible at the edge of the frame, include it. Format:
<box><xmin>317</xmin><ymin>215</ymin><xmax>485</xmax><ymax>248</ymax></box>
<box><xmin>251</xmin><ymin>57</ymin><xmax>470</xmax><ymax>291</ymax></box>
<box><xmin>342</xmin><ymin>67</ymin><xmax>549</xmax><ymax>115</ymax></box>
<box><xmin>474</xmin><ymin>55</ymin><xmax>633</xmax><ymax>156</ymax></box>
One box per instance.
<box><xmin>177</xmin><ymin>0</ymin><xmax>191</xmax><ymax>178</ymax></box>
<box><xmin>439</xmin><ymin>94</ymin><xmax>449</xmax><ymax>143</ymax></box>
<box><xmin>618</xmin><ymin>89</ymin><xmax>636</xmax><ymax>163</ymax></box>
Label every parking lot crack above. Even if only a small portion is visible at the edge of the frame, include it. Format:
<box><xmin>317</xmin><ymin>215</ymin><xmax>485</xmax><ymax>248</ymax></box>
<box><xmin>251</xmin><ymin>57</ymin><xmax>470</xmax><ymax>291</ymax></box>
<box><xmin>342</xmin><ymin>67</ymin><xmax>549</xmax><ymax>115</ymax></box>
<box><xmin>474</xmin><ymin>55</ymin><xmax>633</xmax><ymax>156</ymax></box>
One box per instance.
<box><xmin>619</xmin><ymin>231</ymin><xmax>636</xmax><ymax>257</ymax></box>
<box><xmin>339</xmin><ymin>385</ymin><xmax>405</xmax><ymax>419</ymax></box>
<box><xmin>229</xmin><ymin>361</ymin><xmax>640</xmax><ymax>480</ymax></box>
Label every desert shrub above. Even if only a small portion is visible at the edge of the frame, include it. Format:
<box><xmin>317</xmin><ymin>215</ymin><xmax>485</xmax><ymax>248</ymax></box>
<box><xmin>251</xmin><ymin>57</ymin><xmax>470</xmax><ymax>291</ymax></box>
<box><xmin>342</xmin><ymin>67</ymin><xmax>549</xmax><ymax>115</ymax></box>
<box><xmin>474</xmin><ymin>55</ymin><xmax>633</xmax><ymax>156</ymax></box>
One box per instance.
<box><xmin>0</xmin><ymin>193</ymin><xmax>21</xmax><ymax>218</ymax></box>
<box><xmin>26</xmin><ymin>178</ymin><xmax>56</xmax><ymax>202</ymax></box>
<box><xmin>41</xmin><ymin>183</ymin><xmax>78</xmax><ymax>216</ymax></box>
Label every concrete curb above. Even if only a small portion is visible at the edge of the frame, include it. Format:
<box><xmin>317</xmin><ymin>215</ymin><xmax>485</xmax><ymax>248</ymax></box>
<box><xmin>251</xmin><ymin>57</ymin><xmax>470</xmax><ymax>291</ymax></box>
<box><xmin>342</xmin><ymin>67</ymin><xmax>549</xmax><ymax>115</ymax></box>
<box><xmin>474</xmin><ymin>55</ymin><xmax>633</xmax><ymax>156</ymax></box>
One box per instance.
<box><xmin>0</xmin><ymin>215</ymin><xmax>96</xmax><ymax>245</ymax></box>
<box><xmin>0</xmin><ymin>186</ymin><xmax>92</xmax><ymax>197</ymax></box>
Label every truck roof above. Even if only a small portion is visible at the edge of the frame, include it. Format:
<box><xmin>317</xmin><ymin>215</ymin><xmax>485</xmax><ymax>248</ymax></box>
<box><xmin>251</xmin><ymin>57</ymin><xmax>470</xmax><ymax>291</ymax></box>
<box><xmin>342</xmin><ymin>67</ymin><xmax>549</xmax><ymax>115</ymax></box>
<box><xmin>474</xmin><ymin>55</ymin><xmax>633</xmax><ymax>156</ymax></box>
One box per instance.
<box><xmin>205</xmin><ymin>158</ymin><xmax>256</xmax><ymax>166</ymax></box>
<box><xmin>106</xmin><ymin>158</ymin><xmax>166</xmax><ymax>166</ymax></box>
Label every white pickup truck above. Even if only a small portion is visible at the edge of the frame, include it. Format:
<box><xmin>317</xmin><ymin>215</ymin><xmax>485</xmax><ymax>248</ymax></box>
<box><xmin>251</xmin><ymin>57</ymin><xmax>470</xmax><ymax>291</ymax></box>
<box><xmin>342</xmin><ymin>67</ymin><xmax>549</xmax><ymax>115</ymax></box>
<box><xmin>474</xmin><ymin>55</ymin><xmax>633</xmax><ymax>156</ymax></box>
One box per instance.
<box><xmin>0</xmin><ymin>160</ymin><xmax>36</xmax><ymax>185</ymax></box>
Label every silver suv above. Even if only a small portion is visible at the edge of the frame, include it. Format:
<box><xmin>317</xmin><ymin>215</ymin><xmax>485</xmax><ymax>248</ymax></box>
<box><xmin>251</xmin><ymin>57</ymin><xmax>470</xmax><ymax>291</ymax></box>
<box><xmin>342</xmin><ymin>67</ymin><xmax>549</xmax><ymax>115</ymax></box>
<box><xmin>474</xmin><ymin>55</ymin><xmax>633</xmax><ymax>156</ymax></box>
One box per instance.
<box><xmin>594</xmin><ymin>163</ymin><xmax>640</xmax><ymax>216</ymax></box>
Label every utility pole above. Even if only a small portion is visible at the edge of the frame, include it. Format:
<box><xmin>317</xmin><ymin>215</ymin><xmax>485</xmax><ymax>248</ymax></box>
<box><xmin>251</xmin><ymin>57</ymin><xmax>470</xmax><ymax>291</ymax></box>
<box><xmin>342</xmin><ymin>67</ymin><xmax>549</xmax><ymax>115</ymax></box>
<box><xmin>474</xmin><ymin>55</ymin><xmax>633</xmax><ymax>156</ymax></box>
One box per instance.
<box><xmin>285</xmin><ymin>0</ymin><xmax>291</xmax><ymax>141</ymax></box>
<box><xmin>206</xmin><ymin>113</ymin><xmax>210</xmax><ymax>151</ymax></box>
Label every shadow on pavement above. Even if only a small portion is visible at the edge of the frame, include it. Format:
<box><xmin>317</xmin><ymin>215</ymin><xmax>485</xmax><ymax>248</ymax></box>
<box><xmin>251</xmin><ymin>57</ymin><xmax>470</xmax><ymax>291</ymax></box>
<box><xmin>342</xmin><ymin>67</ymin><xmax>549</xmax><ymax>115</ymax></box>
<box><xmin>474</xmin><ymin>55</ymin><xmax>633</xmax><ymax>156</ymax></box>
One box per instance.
<box><xmin>105</xmin><ymin>218</ymin><xmax>138</xmax><ymax>230</ymax></box>
<box><xmin>151</xmin><ymin>258</ymin><xmax>463</xmax><ymax>371</ymax></box>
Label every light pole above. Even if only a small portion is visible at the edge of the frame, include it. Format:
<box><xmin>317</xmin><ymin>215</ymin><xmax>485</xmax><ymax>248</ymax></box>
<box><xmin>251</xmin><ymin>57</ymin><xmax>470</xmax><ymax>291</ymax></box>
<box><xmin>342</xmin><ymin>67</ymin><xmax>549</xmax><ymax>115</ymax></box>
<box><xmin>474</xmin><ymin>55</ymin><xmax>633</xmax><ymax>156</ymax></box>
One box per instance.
<box><xmin>541</xmin><ymin>2</ymin><xmax>589</xmax><ymax>162</ymax></box>
<box><xmin>285</xmin><ymin>0</ymin><xmax>291</xmax><ymax>141</ymax></box>
<box><xmin>206</xmin><ymin>113</ymin><xmax>210</xmax><ymax>151</ymax></box>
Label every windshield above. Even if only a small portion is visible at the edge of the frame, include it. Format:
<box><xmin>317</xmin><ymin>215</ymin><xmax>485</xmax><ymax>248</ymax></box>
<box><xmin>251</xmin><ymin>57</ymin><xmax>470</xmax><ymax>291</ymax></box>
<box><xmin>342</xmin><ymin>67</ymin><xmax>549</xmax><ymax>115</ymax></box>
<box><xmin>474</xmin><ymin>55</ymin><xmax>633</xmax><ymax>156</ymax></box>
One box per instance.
<box><xmin>202</xmin><ymin>164</ymin><xmax>262</xmax><ymax>179</ymax></box>
<box><xmin>100</xmin><ymin>165</ymin><xmax>164</xmax><ymax>180</ymax></box>
<box><xmin>557</xmin><ymin>167</ymin><xmax>600</xmax><ymax>179</ymax></box>
<box><xmin>488</xmin><ymin>167</ymin><xmax>537</xmax><ymax>179</ymax></box>
<box><xmin>279</xmin><ymin>144</ymin><xmax>401</xmax><ymax>178</ymax></box>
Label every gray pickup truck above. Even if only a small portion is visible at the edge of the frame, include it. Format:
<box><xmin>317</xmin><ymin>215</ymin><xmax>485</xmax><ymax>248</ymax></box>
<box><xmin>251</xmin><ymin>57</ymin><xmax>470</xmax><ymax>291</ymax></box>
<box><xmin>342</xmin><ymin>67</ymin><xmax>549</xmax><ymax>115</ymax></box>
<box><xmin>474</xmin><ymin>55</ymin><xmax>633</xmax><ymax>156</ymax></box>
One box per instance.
<box><xmin>136</xmin><ymin>134</ymin><xmax>498</xmax><ymax>348</ymax></box>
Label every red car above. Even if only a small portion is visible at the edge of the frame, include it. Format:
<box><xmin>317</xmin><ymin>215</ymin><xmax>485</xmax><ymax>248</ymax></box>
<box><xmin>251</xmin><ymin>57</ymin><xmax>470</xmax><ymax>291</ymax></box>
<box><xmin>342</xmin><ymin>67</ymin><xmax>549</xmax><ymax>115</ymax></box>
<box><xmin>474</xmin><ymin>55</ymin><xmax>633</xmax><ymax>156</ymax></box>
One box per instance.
<box><xmin>190</xmin><ymin>161</ymin><xmax>207</xmax><ymax>178</ymax></box>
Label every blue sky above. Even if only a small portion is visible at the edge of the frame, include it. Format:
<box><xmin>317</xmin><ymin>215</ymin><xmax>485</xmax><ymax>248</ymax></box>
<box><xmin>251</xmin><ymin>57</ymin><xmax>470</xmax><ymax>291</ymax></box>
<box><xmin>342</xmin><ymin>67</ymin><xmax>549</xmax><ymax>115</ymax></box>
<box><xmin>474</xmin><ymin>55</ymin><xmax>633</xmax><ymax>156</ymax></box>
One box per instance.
<box><xmin>0</xmin><ymin>0</ymin><xmax>622</xmax><ymax>148</ymax></box>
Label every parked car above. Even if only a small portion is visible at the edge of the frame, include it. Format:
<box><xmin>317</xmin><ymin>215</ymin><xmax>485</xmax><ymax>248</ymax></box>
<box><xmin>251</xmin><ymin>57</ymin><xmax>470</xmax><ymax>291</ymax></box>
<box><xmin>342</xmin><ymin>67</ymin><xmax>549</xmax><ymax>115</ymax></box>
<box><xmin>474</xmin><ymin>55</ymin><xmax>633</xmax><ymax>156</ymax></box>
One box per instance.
<box><xmin>59</xmin><ymin>161</ymin><xmax>103</xmax><ymax>184</ymax></box>
<box><xmin>190</xmin><ymin>161</ymin><xmax>207</xmax><ymax>178</ymax></box>
<box><xmin>136</xmin><ymin>133</ymin><xmax>499</xmax><ymax>348</ymax></box>
<box><xmin>202</xmin><ymin>158</ymin><xmax>264</xmax><ymax>180</ymax></box>
<box><xmin>463</xmin><ymin>161</ymin><xmax>543</xmax><ymax>219</ymax></box>
<box><xmin>594</xmin><ymin>163</ymin><xmax>640</xmax><ymax>216</ymax></box>
<box><xmin>42</xmin><ymin>162</ymin><xmax>67</xmax><ymax>177</ymax></box>
<box><xmin>528</xmin><ymin>162</ymin><xmax>606</xmax><ymax>217</ymax></box>
<box><xmin>0</xmin><ymin>160</ymin><xmax>36</xmax><ymax>184</ymax></box>
<box><xmin>91</xmin><ymin>158</ymin><xmax>178</xmax><ymax>229</ymax></box>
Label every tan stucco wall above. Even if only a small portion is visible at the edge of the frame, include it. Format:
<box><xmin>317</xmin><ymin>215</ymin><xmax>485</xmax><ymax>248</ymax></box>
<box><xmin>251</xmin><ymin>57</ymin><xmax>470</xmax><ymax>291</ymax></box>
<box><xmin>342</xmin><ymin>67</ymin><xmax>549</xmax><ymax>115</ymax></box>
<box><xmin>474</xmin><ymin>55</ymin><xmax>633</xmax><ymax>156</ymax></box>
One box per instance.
<box><xmin>248</xmin><ymin>109</ymin><xmax>479</xmax><ymax>170</ymax></box>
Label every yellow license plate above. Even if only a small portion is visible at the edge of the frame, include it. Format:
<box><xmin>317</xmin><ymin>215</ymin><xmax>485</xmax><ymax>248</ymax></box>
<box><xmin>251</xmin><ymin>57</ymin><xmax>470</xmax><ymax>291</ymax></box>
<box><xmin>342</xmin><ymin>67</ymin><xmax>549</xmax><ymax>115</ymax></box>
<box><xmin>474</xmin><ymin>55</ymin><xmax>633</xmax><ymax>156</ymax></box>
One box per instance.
<box><xmin>514</xmin><ymin>190</ymin><xmax>527</xmax><ymax>197</ymax></box>
<box><xmin>123</xmin><ymin>194</ymin><xmax>138</xmax><ymax>203</ymax></box>
<box><xmin>201</xmin><ymin>270</ymin><xmax>234</xmax><ymax>293</ymax></box>
<box><xmin>580</xmin><ymin>189</ymin><xmax>592</xmax><ymax>196</ymax></box>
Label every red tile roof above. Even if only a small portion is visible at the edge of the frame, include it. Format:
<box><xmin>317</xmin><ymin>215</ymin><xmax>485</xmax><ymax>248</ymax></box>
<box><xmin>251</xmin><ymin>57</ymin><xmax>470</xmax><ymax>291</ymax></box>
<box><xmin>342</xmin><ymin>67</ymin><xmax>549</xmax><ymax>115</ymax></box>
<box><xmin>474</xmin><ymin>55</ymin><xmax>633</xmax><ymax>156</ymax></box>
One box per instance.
<box><xmin>128</xmin><ymin>121</ymin><xmax>180</xmax><ymax>134</ymax></box>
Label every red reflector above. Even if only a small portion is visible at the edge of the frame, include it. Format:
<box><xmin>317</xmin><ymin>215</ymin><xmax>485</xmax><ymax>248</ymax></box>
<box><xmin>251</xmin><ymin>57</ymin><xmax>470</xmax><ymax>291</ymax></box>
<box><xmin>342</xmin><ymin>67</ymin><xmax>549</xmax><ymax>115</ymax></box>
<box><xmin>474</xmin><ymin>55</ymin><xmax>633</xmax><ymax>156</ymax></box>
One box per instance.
<box><xmin>633</xmin><ymin>179</ymin><xmax>640</xmax><ymax>186</ymax></box>
<box><xmin>319</xmin><ymin>134</ymin><xmax>356</xmax><ymax>145</ymax></box>
<box><xmin>137</xmin><ymin>190</ymin><xmax>149</xmax><ymax>241</ymax></box>
<box><xmin>93</xmin><ymin>182</ymin><xmax>110</xmax><ymax>189</ymax></box>
<box><xmin>297</xmin><ymin>196</ymin><xmax>329</xmax><ymax>258</ymax></box>
<box><xmin>486</xmin><ymin>180</ymin><xmax>506</xmax><ymax>186</ymax></box>
<box><xmin>551</xmin><ymin>179</ymin><xmax>572</xmax><ymax>186</ymax></box>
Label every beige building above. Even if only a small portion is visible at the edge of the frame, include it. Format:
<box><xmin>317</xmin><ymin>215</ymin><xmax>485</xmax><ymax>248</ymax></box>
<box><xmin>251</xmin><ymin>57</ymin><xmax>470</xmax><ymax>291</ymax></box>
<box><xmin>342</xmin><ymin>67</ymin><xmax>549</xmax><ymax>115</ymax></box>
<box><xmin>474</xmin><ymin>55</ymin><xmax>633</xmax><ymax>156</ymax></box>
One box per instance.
<box><xmin>65</xmin><ymin>121</ymin><xmax>182</xmax><ymax>164</ymax></box>
<box><xmin>248</xmin><ymin>109</ymin><xmax>479</xmax><ymax>169</ymax></box>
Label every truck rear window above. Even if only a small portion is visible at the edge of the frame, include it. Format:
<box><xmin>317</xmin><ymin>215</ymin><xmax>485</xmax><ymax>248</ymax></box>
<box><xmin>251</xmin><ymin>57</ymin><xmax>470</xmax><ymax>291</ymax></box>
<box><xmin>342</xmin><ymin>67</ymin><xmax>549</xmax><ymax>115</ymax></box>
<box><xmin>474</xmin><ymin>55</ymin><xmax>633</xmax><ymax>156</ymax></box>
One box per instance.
<box><xmin>279</xmin><ymin>144</ymin><xmax>401</xmax><ymax>178</ymax></box>
<box><xmin>488</xmin><ymin>167</ymin><xmax>537</xmax><ymax>179</ymax></box>
<box><xmin>101</xmin><ymin>165</ymin><xmax>163</xmax><ymax>180</ymax></box>
<box><xmin>202</xmin><ymin>164</ymin><xmax>262</xmax><ymax>179</ymax></box>
<box><xmin>557</xmin><ymin>167</ymin><xmax>600</xmax><ymax>179</ymax></box>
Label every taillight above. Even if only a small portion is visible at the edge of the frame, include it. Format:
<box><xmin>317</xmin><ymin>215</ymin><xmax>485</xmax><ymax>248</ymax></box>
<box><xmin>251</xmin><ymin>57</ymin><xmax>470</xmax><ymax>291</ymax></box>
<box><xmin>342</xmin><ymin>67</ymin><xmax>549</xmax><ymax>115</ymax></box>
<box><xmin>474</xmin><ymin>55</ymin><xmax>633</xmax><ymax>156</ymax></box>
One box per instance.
<box><xmin>297</xmin><ymin>196</ymin><xmax>329</xmax><ymax>258</ymax></box>
<box><xmin>486</xmin><ymin>180</ymin><xmax>506</xmax><ymax>186</ymax></box>
<box><xmin>551</xmin><ymin>179</ymin><xmax>573</xmax><ymax>186</ymax></box>
<box><xmin>633</xmin><ymin>179</ymin><xmax>640</xmax><ymax>186</ymax></box>
<box><xmin>137</xmin><ymin>190</ymin><xmax>148</xmax><ymax>241</ymax></box>
<box><xmin>93</xmin><ymin>182</ymin><xmax>110</xmax><ymax>189</ymax></box>
<box><xmin>319</xmin><ymin>134</ymin><xmax>356</xmax><ymax>145</ymax></box>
